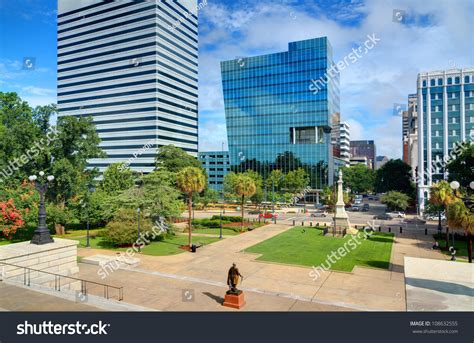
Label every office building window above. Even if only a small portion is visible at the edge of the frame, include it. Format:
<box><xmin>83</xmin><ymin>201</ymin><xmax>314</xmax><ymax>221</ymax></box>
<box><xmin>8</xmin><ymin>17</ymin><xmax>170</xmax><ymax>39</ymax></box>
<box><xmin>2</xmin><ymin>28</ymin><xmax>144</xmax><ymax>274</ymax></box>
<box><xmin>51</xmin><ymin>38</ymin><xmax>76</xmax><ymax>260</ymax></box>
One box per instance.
<box><xmin>451</xmin><ymin>93</ymin><xmax>456</xmax><ymax>99</ymax></box>
<box><xmin>290</xmin><ymin>127</ymin><xmax>324</xmax><ymax>144</ymax></box>
<box><xmin>452</xmin><ymin>130</ymin><xmax>456</xmax><ymax>136</ymax></box>
<box><xmin>435</xmin><ymin>142</ymin><xmax>439</xmax><ymax>149</ymax></box>
<box><xmin>438</xmin><ymin>78</ymin><xmax>443</xmax><ymax>86</ymax></box>
<box><xmin>447</xmin><ymin>77</ymin><xmax>452</xmax><ymax>85</ymax></box>
<box><xmin>451</xmin><ymin>105</ymin><xmax>456</xmax><ymax>111</ymax></box>
<box><xmin>423</xmin><ymin>80</ymin><xmax>427</xmax><ymax>87</ymax></box>
<box><xmin>435</xmin><ymin>130</ymin><xmax>439</xmax><ymax>136</ymax></box>
<box><xmin>430</xmin><ymin>79</ymin><xmax>435</xmax><ymax>86</ymax></box>
<box><xmin>455</xmin><ymin>77</ymin><xmax>460</xmax><ymax>84</ymax></box>
<box><xmin>465</xmin><ymin>75</ymin><xmax>470</xmax><ymax>83</ymax></box>
<box><xmin>452</xmin><ymin>117</ymin><xmax>456</xmax><ymax>123</ymax></box>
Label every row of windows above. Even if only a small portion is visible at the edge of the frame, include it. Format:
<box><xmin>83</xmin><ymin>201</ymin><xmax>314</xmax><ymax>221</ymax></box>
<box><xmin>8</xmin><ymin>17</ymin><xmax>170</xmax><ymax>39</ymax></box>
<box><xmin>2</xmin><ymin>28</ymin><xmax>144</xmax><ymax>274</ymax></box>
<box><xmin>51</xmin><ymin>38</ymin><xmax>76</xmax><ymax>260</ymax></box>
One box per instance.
<box><xmin>95</xmin><ymin>125</ymin><xmax>197</xmax><ymax>137</ymax></box>
<box><xmin>98</xmin><ymin>134</ymin><xmax>197</xmax><ymax>146</ymax></box>
<box><xmin>422</xmin><ymin>75</ymin><xmax>473</xmax><ymax>87</ymax></box>
<box><xmin>222</xmin><ymin>50</ymin><xmax>328</xmax><ymax>72</ymax></box>
<box><xmin>428</xmin><ymin>104</ymin><xmax>474</xmax><ymax>111</ymax></box>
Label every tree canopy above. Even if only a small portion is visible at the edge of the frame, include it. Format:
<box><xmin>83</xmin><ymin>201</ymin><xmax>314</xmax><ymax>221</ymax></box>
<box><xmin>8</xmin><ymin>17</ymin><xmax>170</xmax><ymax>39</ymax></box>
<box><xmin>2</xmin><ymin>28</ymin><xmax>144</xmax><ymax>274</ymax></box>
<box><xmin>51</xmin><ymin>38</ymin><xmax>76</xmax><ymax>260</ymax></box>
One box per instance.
<box><xmin>375</xmin><ymin>159</ymin><xmax>414</xmax><ymax>196</ymax></box>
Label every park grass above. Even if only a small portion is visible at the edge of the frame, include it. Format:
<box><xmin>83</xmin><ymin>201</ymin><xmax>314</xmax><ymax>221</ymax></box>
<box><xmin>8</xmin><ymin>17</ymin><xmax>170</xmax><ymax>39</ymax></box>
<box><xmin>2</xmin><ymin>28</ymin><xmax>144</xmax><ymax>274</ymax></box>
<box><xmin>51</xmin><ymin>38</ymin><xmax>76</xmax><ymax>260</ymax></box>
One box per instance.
<box><xmin>74</xmin><ymin>235</ymin><xmax>221</xmax><ymax>256</ymax></box>
<box><xmin>192</xmin><ymin>228</ymin><xmax>239</xmax><ymax>236</ymax></box>
<box><xmin>244</xmin><ymin>227</ymin><xmax>394</xmax><ymax>272</ymax></box>
<box><xmin>434</xmin><ymin>236</ymin><xmax>468</xmax><ymax>258</ymax></box>
<box><xmin>0</xmin><ymin>239</ymin><xmax>11</xmax><ymax>246</ymax></box>
<box><xmin>54</xmin><ymin>228</ymin><xmax>106</xmax><ymax>239</ymax></box>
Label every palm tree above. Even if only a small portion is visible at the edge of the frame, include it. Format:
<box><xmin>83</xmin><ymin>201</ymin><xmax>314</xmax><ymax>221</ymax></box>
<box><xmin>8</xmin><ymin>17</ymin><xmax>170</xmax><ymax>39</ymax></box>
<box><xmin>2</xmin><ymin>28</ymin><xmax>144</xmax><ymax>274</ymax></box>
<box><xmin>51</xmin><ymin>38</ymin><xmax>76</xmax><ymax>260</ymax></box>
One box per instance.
<box><xmin>234</xmin><ymin>175</ymin><xmax>257</xmax><ymax>231</ymax></box>
<box><xmin>429</xmin><ymin>181</ymin><xmax>454</xmax><ymax>249</ymax></box>
<box><xmin>447</xmin><ymin>200</ymin><xmax>474</xmax><ymax>263</ymax></box>
<box><xmin>176</xmin><ymin>167</ymin><xmax>206</xmax><ymax>248</ymax></box>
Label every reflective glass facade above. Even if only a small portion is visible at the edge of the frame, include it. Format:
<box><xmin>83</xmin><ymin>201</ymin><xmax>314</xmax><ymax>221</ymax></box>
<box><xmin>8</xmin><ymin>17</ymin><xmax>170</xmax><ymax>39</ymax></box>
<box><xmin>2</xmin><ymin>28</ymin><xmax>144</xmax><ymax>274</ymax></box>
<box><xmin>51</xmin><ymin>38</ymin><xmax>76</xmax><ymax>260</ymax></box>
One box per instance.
<box><xmin>221</xmin><ymin>37</ymin><xmax>339</xmax><ymax>188</ymax></box>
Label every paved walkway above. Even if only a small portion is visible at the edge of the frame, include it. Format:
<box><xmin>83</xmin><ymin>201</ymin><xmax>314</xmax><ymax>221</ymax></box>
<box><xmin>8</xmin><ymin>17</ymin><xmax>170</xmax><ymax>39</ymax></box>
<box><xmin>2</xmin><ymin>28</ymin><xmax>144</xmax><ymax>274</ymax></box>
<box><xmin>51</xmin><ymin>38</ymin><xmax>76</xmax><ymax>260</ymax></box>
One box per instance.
<box><xmin>0</xmin><ymin>282</ymin><xmax>100</xmax><ymax>311</ymax></box>
<box><xmin>77</xmin><ymin>223</ymin><xmax>450</xmax><ymax>311</ymax></box>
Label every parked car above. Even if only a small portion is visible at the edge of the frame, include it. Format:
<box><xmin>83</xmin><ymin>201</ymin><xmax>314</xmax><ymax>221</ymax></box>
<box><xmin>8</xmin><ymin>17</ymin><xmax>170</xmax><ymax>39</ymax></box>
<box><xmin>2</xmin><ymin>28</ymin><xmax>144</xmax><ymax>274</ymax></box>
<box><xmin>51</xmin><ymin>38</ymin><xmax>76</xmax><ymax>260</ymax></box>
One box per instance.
<box><xmin>425</xmin><ymin>214</ymin><xmax>446</xmax><ymax>221</ymax></box>
<box><xmin>259</xmin><ymin>212</ymin><xmax>279</xmax><ymax>219</ymax></box>
<box><xmin>386</xmin><ymin>212</ymin><xmax>406</xmax><ymax>218</ymax></box>
<box><xmin>351</xmin><ymin>205</ymin><xmax>360</xmax><ymax>212</ymax></box>
<box><xmin>368</xmin><ymin>196</ymin><xmax>374</xmax><ymax>200</ymax></box>
<box><xmin>373</xmin><ymin>214</ymin><xmax>393</xmax><ymax>220</ymax></box>
<box><xmin>362</xmin><ymin>204</ymin><xmax>370</xmax><ymax>211</ymax></box>
<box><xmin>374</xmin><ymin>196</ymin><xmax>380</xmax><ymax>201</ymax></box>
<box><xmin>311</xmin><ymin>211</ymin><xmax>328</xmax><ymax>218</ymax></box>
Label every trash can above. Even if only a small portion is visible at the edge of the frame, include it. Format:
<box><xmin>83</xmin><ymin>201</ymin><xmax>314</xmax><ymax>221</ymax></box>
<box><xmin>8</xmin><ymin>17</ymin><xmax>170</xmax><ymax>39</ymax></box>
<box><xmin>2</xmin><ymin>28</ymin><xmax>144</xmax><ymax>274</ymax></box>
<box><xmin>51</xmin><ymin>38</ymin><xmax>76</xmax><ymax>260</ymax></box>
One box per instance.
<box><xmin>191</xmin><ymin>244</ymin><xmax>197</xmax><ymax>253</ymax></box>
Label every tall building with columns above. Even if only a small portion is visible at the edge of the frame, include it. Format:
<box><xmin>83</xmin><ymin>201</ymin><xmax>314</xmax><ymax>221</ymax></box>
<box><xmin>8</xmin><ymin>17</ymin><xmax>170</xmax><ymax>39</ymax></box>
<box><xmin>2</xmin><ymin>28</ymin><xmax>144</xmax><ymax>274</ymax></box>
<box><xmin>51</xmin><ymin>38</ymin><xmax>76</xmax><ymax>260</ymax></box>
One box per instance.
<box><xmin>417</xmin><ymin>68</ymin><xmax>474</xmax><ymax>212</ymax></box>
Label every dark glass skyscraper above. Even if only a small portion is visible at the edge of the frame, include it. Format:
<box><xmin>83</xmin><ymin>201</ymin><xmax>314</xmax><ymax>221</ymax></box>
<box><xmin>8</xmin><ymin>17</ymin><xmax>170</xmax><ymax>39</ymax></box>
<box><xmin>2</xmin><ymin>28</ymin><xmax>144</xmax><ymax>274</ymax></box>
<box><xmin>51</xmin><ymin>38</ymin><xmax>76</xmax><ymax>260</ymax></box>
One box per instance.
<box><xmin>221</xmin><ymin>37</ymin><xmax>339</xmax><ymax>188</ymax></box>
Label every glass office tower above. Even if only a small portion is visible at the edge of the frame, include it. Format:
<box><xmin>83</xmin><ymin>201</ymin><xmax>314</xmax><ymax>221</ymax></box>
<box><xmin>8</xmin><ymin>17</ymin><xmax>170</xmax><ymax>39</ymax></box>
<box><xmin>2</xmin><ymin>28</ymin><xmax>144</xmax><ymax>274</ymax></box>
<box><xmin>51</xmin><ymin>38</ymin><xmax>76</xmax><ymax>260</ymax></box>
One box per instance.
<box><xmin>221</xmin><ymin>37</ymin><xmax>339</xmax><ymax>189</ymax></box>
<box><xmin>57</xmin><ymin>0</ymin><xmax>198</xmax><ymax>174</ymax></box>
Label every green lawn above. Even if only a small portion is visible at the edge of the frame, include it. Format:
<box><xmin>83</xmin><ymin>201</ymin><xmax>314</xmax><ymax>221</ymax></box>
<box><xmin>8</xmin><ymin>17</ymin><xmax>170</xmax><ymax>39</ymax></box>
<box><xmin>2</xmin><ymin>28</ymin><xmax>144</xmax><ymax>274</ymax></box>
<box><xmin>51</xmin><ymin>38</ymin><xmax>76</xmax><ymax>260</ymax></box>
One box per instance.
<box><xmin>0</xmin><ymin>240</ymin><xmax>11</xmax><ymax>246</ymax></box>
<box><xmin>244</xmin><ymin>227</ymin><xmax>394</xmax><ymax>272</ymax></box>
<box><xmin>434</xmin><ymin>236</ymin><xmax>469</xmax><ymax>257</ymax></box>
<box><xmin>74</xmin><ymin>235</ymin><xmax>221</xmax><ymax>256</ymax></box>
<box><xmin>54</xmin><ymin>228</ymin><xmax>106</xmax><ymax>239</ymax></box>
<box><xmin>192</xmin><ymin>228</ymin><xmax>239</xmax><ymax>236</ymax></box>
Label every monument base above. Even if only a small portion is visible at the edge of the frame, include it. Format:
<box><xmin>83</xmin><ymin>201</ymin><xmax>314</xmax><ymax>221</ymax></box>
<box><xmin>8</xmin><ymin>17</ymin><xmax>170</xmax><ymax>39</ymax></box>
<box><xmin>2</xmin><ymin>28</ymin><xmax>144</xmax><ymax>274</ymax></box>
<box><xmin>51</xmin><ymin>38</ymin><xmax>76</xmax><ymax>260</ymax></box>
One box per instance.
<box><xmin>223</xmin><ymin>292</ymin><xmax>246</xmax><ymax>309</ymax></box>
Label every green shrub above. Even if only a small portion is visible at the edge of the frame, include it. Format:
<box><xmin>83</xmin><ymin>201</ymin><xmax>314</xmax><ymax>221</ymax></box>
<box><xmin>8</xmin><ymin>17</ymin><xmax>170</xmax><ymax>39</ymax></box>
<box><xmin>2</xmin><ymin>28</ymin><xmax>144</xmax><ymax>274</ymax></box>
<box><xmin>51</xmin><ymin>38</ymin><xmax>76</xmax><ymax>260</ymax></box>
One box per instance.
<box><xmin>210</xmin><ymin>215</ymin><xmax>242</xmax><ymax>222</ymax></box>
<box><xmin>105</xmin><ymin>209</ymin><xmax>168</xmax><ymax>246</ymax></box>
<box><xmin>192</xmin><ymin>218</ymin><xmax>229</xmax><ymax>228</ymax></box>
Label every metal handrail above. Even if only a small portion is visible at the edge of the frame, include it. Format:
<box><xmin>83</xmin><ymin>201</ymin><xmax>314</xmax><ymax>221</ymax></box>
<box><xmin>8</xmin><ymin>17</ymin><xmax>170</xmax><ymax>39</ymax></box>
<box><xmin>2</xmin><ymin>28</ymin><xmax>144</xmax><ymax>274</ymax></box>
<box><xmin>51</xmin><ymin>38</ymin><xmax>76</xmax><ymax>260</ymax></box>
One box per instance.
<box><xmin>0</xmin><ymin>261</ymin><xmax>123</xmax><ymax>301</ymax></box>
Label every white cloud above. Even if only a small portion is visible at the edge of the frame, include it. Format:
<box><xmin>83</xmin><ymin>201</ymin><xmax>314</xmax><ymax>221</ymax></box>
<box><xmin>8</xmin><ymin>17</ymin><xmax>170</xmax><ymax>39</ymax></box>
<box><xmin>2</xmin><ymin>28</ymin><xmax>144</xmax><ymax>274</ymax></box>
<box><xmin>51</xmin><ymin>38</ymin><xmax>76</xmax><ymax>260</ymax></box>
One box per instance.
<box><xmin>199</xmin><ymin>121</ymin><xmax>228</xmax><ymax>151</ymax></box>
<box><xmin>198</xmin><ymin>0</ymin><xmax>473</xmax><ymax>159</ymax></box>
<box><xmin>22</xmin><ymin>86</ymin><xmax>55</xmax><ymax>96</ymax></box>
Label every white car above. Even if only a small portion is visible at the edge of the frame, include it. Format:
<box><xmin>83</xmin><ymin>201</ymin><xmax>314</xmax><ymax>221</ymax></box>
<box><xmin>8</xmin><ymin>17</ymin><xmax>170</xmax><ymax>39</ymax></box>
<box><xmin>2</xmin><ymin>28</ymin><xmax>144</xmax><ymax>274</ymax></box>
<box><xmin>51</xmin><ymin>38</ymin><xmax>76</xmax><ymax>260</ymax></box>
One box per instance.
<box><xmin>425</xmin><ymin>214</ymin><xmax>446</xmax><ymax>221</ymax></box>
<box><xmin>387</xmin><ymin>212</ymin><xmax>406</xmax><ymax>218</ymax></box>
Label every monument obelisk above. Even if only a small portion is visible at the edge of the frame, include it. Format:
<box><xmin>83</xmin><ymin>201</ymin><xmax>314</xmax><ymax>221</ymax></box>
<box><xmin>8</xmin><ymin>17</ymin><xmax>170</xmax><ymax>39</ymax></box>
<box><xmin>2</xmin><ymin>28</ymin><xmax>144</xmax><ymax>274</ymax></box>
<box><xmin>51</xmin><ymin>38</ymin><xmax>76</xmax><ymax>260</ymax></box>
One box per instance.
<box><xmin>333</xmin><ymin>170</ymin><xmax>358</xmax><ymax>235</ymax></box>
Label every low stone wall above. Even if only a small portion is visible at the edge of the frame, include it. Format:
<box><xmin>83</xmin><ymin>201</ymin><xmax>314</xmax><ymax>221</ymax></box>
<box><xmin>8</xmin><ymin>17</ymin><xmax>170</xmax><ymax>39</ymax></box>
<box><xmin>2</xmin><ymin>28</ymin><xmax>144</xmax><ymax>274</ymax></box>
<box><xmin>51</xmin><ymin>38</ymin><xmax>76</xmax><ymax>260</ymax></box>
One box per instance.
<box><xmin>0</xmin><ymin>239</ymin><xmax>79</xmax><ymax>290</ymax></box>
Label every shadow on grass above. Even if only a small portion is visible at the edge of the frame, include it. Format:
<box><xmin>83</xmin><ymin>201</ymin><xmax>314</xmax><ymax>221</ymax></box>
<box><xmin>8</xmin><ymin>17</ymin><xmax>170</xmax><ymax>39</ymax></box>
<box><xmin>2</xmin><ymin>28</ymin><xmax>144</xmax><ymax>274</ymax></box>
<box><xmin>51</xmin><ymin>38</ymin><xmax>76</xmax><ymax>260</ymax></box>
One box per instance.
<box><xmin>203</xmin><ymin>292</ymin><xmax>224</xmax><ymax>305</ymax></box>
<box><xmin>364</xmin><ymin>260</ymin><xmax>391</xmax><ymax>269</ymax></box>
<box><xmin>367</xmin><ymin>236</ymin><xmax>393</xmax><ymax>243</ymax></box>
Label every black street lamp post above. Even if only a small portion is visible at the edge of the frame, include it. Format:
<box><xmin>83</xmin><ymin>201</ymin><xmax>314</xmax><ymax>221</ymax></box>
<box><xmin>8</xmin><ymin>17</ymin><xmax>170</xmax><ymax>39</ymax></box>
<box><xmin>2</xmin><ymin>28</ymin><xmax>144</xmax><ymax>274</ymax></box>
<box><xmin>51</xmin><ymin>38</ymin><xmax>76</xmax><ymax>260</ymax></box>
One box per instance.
<box><xmin>29</xmin><ymin>172</ymin><xmax>55</xmax><ymax>245</ymax></box>
<box><xmin>137</xmin><ymin>207</ymin><xmax>141</xmax><ymax>252</ymax></box>
<box><xmin>85</xmin><ymin>185</ymin><xmax>95</xmax><ymax>248</ymax></box>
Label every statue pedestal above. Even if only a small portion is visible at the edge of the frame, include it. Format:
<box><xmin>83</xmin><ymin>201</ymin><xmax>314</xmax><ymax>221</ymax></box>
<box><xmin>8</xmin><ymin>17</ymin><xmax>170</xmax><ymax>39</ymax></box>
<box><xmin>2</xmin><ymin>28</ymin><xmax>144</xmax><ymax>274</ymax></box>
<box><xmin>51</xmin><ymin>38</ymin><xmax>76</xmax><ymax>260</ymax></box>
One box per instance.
<box><xmin>223</xmin><ymin>292</ymin><xmax>246</xmax><ymax>309</ymax></box>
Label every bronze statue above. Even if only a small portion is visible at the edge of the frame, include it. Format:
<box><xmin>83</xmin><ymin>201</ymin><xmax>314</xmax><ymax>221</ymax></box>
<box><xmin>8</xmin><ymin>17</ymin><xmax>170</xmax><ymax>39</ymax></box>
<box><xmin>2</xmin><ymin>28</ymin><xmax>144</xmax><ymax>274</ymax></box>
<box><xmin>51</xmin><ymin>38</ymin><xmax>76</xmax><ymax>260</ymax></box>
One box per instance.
<box><xmin>227</xmin><ymin>263</ymin><xmax>244</xmax><ymax>295</ymax></box>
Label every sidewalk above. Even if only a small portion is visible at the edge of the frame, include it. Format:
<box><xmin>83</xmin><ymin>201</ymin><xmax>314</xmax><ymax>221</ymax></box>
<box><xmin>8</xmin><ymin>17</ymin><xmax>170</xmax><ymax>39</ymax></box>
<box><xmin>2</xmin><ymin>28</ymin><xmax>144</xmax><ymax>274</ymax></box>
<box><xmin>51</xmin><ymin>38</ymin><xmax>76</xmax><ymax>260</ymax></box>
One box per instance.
<box><xmin>77</xmin><ymin>223</ymin><xmax>449</xmax><ymax>311</ymax></box>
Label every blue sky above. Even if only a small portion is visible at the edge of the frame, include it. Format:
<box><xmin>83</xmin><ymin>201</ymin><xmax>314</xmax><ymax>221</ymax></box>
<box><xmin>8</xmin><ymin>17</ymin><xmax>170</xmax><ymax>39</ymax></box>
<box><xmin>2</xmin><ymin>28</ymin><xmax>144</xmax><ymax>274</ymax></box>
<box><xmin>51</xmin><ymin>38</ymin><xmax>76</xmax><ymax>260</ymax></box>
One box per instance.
<box><xmin>1</xmin><ymin>0</ymin><xmax>473</xmax><ymax>158</ymax></box>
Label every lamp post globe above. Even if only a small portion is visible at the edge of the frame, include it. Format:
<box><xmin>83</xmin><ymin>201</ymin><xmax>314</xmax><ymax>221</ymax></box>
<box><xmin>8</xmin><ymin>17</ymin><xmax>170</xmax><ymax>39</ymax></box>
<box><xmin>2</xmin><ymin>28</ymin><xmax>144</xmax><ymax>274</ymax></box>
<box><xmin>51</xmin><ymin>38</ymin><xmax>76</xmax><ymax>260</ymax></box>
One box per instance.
<box><xmin>29</xmin><ymin>173</ymin><xmax>55</xmax><ymax>245</ymax></box>
<box><xmin>450</xmin><ymin>181</ymin><xmax>460</xmax><ymax>191</ymax></box>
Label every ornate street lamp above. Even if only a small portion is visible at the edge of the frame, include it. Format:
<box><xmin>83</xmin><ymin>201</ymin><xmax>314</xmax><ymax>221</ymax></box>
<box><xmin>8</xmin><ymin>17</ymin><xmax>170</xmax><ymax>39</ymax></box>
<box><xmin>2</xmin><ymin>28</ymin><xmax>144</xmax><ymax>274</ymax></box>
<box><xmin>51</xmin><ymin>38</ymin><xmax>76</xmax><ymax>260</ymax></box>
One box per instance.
<box><xmin>450</xmin><ymin>181</ymin><xmax>474</xmax><ymax>213</ymax></box>
<box><xmin>29</xmin><ymin>172</ymin><xmax>55</xmax><ymax>245</ymax></box>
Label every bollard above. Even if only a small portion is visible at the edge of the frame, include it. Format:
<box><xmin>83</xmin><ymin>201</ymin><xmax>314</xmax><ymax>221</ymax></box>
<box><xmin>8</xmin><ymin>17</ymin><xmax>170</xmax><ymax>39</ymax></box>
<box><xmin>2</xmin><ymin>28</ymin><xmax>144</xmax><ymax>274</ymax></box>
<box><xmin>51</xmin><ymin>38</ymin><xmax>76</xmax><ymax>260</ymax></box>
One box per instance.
<box><xmin>355</xmin><ymin>225</ymin><xmax>358</xmax><ymax>229</ymax></box>
<box><xmin>302</xmin><ymin>221</ymin><xmax>304</xmax><ymax>226</ymax></box>
<box><xmin>292</xmin><ymin>220</ymin><xmax>295</xmax><ymax>226</ymax></box>
<box><xmin>310</xmin><ymin>222</ymin><xmax>313</xmax><ymax>227</ymax></box>
<box><xmin>317</xmin><ymin>223</ymin><xmax>319</xmax><ymax>226</ymax></box>
<box><xmin>378</xmin><ymin>226</ymin><xmax>381</xmax><ymax>232</ymax></box>
<box><xmin>388</xmin><ymin>227</ymin><xmax>391</xmax><ymax>233</ymax></box>
<box><xmin>400</xmin><ymin>226</ymin><xmax>402</xmax><ymax>233</ymax></box>
<box><xmin>324</xmin><ymin>223</ymin><xmax>327</xmax><ymax>227</ymax></box>
<box><xmin>425</xmin><ymin>228</ymin><xmax>428</xmax><ymax>235</ymax></box>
